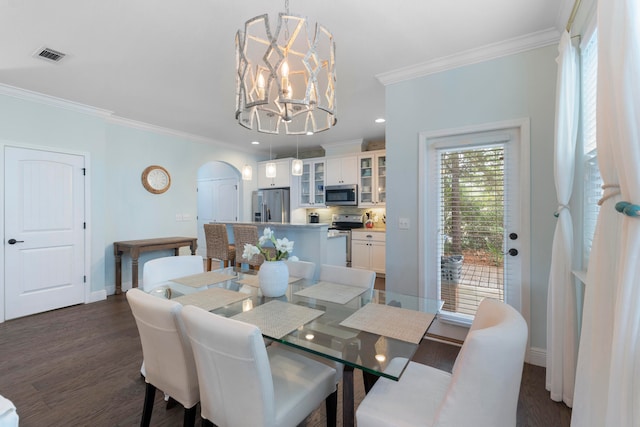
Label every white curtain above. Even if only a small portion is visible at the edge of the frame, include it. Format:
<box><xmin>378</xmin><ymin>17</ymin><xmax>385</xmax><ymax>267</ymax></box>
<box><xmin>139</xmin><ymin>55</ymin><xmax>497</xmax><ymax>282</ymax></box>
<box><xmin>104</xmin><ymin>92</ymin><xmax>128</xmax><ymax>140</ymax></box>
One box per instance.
<box><xmin>546</xmin><ymin>30</ymin><xmax>579</xmax><ymax>408</ymax></box>
<box><xmin>572</xmin><ymin>0</ymin><xmax>640</xmax><ymax>426</ymax></box>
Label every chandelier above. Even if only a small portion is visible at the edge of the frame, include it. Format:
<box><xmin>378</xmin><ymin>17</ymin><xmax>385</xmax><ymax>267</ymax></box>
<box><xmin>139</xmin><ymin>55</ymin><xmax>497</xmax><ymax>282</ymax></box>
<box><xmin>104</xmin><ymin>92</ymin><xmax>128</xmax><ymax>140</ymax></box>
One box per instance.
<box><xmin>235</xmin><ymin>0</ymin><xmax>337</xmax><ymax>135</ymax></box>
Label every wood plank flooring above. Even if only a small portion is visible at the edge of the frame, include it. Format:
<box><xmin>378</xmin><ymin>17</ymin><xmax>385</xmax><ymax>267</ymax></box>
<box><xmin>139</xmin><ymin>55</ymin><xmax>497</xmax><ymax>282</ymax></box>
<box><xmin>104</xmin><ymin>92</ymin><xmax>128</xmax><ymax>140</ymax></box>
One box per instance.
<box><xmin>0</xmin><ymin>295</ymin><xmax>571</xmax><ymax>427</ymax></box>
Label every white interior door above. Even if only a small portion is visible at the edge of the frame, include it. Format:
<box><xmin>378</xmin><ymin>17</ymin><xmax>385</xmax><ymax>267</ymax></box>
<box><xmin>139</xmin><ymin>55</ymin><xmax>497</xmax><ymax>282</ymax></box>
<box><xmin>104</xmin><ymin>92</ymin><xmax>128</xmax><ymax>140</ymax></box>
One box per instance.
<box><xmin>196</xmin><ymin>178</ymin><xmax>238</xmax><ymax>256</ymax></box>
<box><xmin>5</xmin><ymin>146</ymin><xmax>86</xmax><ymax>320</ymax></box>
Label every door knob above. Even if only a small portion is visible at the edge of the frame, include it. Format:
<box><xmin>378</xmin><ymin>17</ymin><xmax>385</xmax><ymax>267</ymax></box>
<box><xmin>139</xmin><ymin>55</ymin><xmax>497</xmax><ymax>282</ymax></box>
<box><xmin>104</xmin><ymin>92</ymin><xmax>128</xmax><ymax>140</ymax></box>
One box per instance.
<box><xmin>508</xmin><ymin>248</ymin><xmax>518</xmax><ymax>256</ymax></box>
<box><xmin>8</xmin><ymin>239</ymin><xmax>24</xmax><ymax>245</ymax></box>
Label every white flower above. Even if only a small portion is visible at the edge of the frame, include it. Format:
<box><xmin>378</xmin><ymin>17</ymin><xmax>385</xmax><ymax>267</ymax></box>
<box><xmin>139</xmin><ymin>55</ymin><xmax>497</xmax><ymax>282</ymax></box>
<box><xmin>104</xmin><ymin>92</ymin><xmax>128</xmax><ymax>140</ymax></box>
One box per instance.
<box><xmin>242</xmin><ymin>243</ymin><xmax>260</xmax><ymax>260</ymax></box>
<box><xmin>241</xmin><ymin>229</ymin><xmax>295</xmax><ymax>262</ymax></box>
<box><xmin>258</xmin><ymin>227</ymin><xmax>274</xmax><ymax>245</ymax></box>
<box><xmin>275</xmin><ymin>237</ymin><xmax>294</xmax><ymax>254</ymax></box>
<box><xmin>288</xmin><ymin>255</ymin><xmax>299</xmax><ymax>262</ymax></box>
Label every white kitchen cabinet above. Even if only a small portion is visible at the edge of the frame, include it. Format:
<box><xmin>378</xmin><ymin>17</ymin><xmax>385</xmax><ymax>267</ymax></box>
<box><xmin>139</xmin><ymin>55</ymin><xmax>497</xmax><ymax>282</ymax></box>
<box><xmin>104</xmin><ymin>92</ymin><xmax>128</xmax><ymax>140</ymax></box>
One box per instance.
<box><xmin>258</xmin><ymin>158</ymin><xmax>292</xmax><ymax>189</ymax></box>
<box><xmin>298</xmin><ymin>158</ymin><xmax>325</xmax><ymax>207</ymax></box>
<box><xmin>358</xmin><ymin>150</ymin><xmax>386</xmax><ymax>207</ymax></box>
<box><xmin>326</xmin><ymin>155</ymin><xmax>357</xmax><ymax>185</ymax></box>
<box><xmin>351</xmin><ymin>230</ymin><xmax>385</xmax><ymax>275</ymax></box>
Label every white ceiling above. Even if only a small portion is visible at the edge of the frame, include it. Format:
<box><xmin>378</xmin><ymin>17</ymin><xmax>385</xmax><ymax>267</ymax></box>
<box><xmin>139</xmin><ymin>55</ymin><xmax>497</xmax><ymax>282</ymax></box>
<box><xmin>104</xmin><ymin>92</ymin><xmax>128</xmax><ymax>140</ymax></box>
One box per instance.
<box><xmin>0</xmin><ymin>0</ymin><xmax>574</xmax><ymax>157</ymax></box>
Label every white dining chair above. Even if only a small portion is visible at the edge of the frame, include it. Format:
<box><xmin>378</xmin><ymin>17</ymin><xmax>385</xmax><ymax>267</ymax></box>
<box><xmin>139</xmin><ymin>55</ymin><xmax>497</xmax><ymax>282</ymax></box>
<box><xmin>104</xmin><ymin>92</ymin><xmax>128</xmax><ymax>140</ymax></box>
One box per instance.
<box><xmin>0</xmin><ymin>395</ymin><xmax>19</xmax><ymax>427</ymax></box>
<box><xmin>319</xmin><ymin>264</ymin><xmax>376</xmax><ymax>290</ymax></box>
<box><xmin>180</xmin><ymin>304</ymin><xmax>338</xmax><ymax>427</ymax></box>
<box><xmin>284</xmin><ymin>259</ymin><xmax>316</xmax><ymax>280</ymax></box>
<box><xmin>126</xmin><ymin>288</ymin><xmax>199</xmax><ymax>427</ymax></box>
<box><xmin>142</xmin><ymin>255</ymin><xmax>204</xmax><ymax>292</ymax></box>
<box><xmin>356</xmin><ymin>298</ymin><xmax>528</xmax><ymax>427</ymax></box>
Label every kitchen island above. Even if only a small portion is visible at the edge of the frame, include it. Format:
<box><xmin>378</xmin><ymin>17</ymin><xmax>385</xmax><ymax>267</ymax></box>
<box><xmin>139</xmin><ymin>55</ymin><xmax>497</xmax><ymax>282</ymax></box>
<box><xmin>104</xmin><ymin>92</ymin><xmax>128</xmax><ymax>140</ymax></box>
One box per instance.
<box><xmin>216</xmin><ymin>222</ymin><xmax>346</xmax><ymax>276</ymax></box>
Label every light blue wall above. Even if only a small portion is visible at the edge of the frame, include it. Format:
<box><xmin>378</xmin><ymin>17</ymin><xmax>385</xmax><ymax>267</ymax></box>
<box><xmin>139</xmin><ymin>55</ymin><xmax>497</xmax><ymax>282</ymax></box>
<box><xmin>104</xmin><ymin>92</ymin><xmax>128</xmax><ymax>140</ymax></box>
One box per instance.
<box><xmin>0</xmin><ymin>94</ymin><xmax>109</xmax><ymax>294</ymax></box>
<box><xmin>384</xmin><ymin>45</ymin><xmax>558</xmax><ymax>350</ymax></box>
<box><xmin>0</xmin><ymin>92</ymin><xmax>260</xmax><ymax>296</ymax></box>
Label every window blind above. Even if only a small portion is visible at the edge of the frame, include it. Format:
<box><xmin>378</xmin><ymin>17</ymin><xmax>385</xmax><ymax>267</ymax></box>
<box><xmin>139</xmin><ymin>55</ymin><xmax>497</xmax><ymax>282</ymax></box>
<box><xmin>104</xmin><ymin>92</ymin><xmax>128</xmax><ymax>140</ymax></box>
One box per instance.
<box><xmin>438</xmin><ymin>146</ymin><xmax>506</xmax><ymax>316</ymax></box>
<box><xmin>581</xmin><ymin>30</ymin><xmax>600</xmax><ymax>266</ymax></box>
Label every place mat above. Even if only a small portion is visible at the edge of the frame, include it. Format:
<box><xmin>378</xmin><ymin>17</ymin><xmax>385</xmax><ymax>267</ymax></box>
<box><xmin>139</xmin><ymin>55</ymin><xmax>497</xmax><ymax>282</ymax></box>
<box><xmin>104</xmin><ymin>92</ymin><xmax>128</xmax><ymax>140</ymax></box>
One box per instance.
<box><xmin>231</xmin><ymin>300</ymin><xmax>324</xmax><ymax>339</ymax></box>
<box><xmin>294</xmin><ymin>281</ymin><xmax>367</xmax><ymax>305</ymax></box>
<box><xmin>339</xmin><ymin>303</ymin><xmax>436</xmax><ymax>344</ymax></box>
<box><xmin>171</xmin><ymin>271</ymin><xmax>237</xmax><ymax>288</ymax></box>
<box><xmin>173</xmin><ymin>287</ymin><xmax>248</xmax><ymax>311</ymax></box>
<box><xmin>236</xmin><ymin>274</ymin><xmax>302</xmax><ymax>288</ymax></box>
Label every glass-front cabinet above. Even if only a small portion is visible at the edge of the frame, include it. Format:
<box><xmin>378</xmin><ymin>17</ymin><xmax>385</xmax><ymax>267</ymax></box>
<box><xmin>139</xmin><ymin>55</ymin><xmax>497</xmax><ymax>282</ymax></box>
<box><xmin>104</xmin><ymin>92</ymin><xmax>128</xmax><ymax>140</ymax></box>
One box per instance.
<box><xmin>299</xmin><ymin>158</ymin><xmax>325</xmax><ymax>207</ymax></box>
<box><xmin>358</xmin><ymin>150</ymin><xmax>386</xmax><ymax>206</ymax></box>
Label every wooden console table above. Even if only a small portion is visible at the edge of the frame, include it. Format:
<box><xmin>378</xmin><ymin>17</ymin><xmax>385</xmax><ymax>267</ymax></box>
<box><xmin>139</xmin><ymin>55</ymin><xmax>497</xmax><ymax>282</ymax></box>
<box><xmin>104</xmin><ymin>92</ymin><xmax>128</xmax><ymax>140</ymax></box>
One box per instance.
<box><xmin>113</xmin><ymin>236</ymin><xmax>198</xmax><ymax>294</ymax></box>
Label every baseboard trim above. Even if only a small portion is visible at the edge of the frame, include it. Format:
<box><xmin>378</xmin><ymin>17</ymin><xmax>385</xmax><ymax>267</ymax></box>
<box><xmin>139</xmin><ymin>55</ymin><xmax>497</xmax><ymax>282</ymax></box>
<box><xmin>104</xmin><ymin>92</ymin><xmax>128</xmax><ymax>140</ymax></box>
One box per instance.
<box><xmin>528</xmin><ymin>346</ymin><xmax>546</xmax><ymax>367</ymax></box>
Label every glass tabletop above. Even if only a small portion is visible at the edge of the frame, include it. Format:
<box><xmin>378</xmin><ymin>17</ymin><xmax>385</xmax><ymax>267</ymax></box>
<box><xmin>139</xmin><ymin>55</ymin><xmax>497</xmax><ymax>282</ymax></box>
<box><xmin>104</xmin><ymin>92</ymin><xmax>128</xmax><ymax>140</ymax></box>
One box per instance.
<box><xmin>151</xmin><ymin>266</ymin><xmax>443</xmax><ymax>381</ymax></box>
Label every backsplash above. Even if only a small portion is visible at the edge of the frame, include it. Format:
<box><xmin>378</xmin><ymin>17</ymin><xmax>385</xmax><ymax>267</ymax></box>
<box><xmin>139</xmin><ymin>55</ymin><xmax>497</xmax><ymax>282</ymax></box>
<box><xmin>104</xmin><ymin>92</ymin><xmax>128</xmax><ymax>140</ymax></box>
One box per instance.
<box><xmin>304</xmin><ymin>206</ymin><xmax>386</xmax><ymax>229</ymax></box>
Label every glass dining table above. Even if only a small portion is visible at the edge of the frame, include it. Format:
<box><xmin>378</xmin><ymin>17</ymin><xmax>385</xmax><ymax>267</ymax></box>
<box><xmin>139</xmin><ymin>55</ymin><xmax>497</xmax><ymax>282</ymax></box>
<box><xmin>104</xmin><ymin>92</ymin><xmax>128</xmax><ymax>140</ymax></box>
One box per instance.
<box><xmin>149</xmin><ymin>266</ymin><xmax>443</xmax><ymax>427</ymax></box>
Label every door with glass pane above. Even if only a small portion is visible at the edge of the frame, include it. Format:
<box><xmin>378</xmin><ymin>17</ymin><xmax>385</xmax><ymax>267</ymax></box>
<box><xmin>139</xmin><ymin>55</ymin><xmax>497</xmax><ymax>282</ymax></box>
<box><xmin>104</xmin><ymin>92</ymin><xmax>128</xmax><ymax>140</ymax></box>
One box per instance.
<box><xmin>425</xmin><ymin>126</ymin><xmax>525</xmax><ymax>322</ymax></box>
<box><xmin>299</xmin><ymin>159</ymin><xmax>325</xmax><ymax>207</ymax></box>
<box><xmin>358</xmin><ymin>151</ymin><xmax>386</xmax><ymax>206</ymax></box>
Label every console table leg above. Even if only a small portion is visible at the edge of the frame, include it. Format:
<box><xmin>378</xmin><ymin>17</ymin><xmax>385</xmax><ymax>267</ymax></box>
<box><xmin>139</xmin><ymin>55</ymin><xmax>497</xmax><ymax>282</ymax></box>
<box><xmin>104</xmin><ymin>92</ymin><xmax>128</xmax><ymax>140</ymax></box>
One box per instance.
<box><xmin>115</xmin><ymin>253</ymin><xmax>123</xmax><ymax>295</ymax></box>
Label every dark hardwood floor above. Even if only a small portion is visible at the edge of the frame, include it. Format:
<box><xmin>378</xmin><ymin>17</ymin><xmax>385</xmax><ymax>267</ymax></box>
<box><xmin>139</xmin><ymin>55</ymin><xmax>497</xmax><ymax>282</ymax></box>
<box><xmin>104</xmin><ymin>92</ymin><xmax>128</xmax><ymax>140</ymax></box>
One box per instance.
<box><xmin>0</xmin><ymin>295</ymin><xmax>571</xmax><ymax>426</ymax></box>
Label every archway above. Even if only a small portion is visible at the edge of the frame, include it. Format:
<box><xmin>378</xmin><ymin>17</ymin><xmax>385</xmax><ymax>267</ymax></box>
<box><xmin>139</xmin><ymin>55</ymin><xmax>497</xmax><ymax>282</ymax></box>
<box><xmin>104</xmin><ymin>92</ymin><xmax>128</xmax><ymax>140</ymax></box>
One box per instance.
<box><xmin>196</xmin><ymin>161</ymin><xmax>240</xmax><ymax>257</ymax></box>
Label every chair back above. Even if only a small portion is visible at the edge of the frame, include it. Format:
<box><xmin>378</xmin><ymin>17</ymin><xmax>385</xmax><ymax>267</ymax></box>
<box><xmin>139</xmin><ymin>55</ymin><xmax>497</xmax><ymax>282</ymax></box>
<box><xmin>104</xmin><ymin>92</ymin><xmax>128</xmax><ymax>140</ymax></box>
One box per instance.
<box><xmin>126</xmin><ymin>289</ymin><xmax>199</xmax><ymax>409</ymax></box>
<box><xmin>233</xmin><ymin>225</ymin><xmax>265</xmax><ymax>267</ymax></box>
<box><xmin>181</xmin><ymin>305</ymin><xmax>276</xmax><ymax>426</ymax></box>
<box><xmin>284</xmin><ymin>260</ymin><xmax>316</xmax><ymax>280</ymax></box>
<box><xmin>142</xmin><ymin>255</ymin><xmax>204</xmax><ymax>292</ymax></box>
<box><xmin>435</xmin><ymin>298</ymin><xmax>528</xmax><ymax>427</ymax></box>
<box><xmin>319</xmin><ymin>264</ymin><xmax>376</xmax><ymax>289</ymax></box>
<box><xmin>204</xmin><ymin>224</ymin><xmax>235</xmax><ymax>269</ymax></box>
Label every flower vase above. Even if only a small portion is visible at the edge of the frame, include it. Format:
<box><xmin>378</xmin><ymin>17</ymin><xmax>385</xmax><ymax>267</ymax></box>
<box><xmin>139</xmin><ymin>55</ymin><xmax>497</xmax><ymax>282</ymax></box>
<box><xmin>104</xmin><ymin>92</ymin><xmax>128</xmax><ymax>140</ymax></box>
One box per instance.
<box><xmin>258</xmin><ymin>260</ymin><xmax>289</xmax><ymax>297</ymax></box>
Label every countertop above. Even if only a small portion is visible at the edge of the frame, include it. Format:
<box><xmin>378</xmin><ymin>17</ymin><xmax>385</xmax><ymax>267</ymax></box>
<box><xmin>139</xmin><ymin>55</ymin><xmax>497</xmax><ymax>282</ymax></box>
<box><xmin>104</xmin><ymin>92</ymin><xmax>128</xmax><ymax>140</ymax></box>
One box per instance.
<box><xmin>216</xmin><ymin>221</ymin><xmax>330</xmax><ymax>229</ymax></box>
<box><xmin>352</xmin><ymin>228</ymin><xmax>386</xmax><ymax>233</ymax></box>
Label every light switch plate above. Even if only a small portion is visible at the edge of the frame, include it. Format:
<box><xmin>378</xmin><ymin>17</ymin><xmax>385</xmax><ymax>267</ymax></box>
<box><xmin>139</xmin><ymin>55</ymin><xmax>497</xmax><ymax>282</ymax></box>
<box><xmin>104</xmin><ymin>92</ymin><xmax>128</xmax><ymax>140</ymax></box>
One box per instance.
<box><xmin>399</xmin><ymin>217</ymin><xmax>410</xmax><ymax>229</ymax></box>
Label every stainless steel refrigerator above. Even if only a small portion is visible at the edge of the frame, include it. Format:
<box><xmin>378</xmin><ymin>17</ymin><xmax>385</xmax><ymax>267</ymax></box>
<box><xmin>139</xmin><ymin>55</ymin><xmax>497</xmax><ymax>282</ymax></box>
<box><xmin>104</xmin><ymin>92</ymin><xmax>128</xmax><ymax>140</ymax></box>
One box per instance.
<box><xmin>252</xmin><ymin>188</ymin><xmax>290</xmax><ymax>223</ymax></box>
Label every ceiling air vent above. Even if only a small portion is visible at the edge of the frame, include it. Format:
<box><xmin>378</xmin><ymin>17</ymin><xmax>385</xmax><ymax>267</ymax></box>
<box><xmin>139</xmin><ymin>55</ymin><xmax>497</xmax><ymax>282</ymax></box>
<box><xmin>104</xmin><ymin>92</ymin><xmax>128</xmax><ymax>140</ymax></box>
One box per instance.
<box><xmin>34</xmin><ymin>47</ymin><xmax>66</xmax><ymax>63</ymax></box>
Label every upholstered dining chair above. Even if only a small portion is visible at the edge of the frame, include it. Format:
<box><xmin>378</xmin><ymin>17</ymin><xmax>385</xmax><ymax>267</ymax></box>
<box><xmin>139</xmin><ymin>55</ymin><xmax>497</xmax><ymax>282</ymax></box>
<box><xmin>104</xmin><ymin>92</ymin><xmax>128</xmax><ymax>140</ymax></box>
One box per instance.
<box><xmin>126</xmin><ymin>289</ymin><xmax>199</xmax><ymax>427</ymax></box>
<box><xmin>284</xmin><ymin>259</ymin><xmax>316</xmax><ymax>281</ymax></box>
<box><xmin>142</xmin><ymin>255</ymin><xmax>204</xmax><ymax>292</ymax></box>
<box><xmin>0</xmin><ymin>395</ymin><xmax>19</xmax><ymax>427</ymax></box>
<box><xmin>356</xmin><ymin>298</ymin><xmax>528</xmax><ymax>427</ymax></box>
<box><xmin>203</xmin><ymin>223</ymin><xmax>235</xmax><ymax>270</ymax></box>
<box><xmin>180</xmin><ymin>304</ymin><xmax>338</xmax><ymax>427</ymax></box>
<box><xmin>319</xmin><ymin>264</ymin><xmax>376</xmax><ymax>290</ymax></box>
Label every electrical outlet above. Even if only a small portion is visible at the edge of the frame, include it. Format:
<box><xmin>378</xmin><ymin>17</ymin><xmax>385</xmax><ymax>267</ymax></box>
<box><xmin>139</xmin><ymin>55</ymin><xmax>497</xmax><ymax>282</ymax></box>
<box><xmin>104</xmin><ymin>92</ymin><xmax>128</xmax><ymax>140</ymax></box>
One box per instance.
<box><xmin>398</xmin><ymin>217</ymin><xmax>410</xmax><ymax>230</ymax></box>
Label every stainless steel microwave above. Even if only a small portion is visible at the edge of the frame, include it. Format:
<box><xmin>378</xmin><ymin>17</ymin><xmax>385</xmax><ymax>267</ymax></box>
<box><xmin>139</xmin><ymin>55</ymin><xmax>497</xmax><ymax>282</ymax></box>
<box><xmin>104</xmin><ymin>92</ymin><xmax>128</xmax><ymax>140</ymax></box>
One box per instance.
<box><xmin>325</xmin><ymin>184</ymin><xmax>358</xmax><ymax>206</ymax></box>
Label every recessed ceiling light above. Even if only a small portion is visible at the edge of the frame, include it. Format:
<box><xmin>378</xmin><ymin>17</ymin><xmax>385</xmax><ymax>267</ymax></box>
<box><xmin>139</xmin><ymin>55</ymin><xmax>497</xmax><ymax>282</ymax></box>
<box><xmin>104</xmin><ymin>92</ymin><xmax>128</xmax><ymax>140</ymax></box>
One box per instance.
<box><xmin>375</xmin><ymin>118</ymin><xmax>386</xmax><ymax>124</ymax></box>
<box><xmin>251</xmin><ymin>141</ymin><xmax>260</xmax><ymax>145</ymax></box>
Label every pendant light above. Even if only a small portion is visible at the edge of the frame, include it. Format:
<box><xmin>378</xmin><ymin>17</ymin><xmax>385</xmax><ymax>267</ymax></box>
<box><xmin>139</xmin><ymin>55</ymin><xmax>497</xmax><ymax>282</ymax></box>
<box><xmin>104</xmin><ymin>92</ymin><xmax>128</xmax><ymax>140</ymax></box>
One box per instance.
<box><xmin>266</xmin><ymin>142</ymin><xmax>276</xmax><ymax>178</ymax></box>
<box><xmin>292</xmin><ymin>136</ymin><xmax>303</xmax><ymax>176</ymax></box>
<box><xmin>242</xmin><ymin>164</ymin><xmax>253</xmax><ymax>181</ymax></box>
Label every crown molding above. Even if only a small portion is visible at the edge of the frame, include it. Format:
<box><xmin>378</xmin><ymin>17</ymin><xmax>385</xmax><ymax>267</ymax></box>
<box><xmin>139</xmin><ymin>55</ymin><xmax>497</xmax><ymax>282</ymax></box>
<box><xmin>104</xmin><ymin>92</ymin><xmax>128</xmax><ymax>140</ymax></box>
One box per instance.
<box><xmin>0</xmin><ymin>83</ymin><xmax>113</xmax><ymax>118</ymax></box>
<box><xmin>376</xmin><ymin>27</ymin><xmax>562</xmax><ymax>86</ymax></box>
<box><xmin>0</xmin><ymin>83</ymin><xmax>255</xmax><ymax>153</ymax></box>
